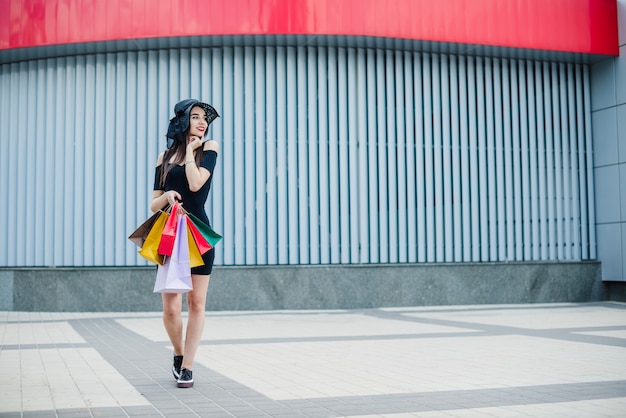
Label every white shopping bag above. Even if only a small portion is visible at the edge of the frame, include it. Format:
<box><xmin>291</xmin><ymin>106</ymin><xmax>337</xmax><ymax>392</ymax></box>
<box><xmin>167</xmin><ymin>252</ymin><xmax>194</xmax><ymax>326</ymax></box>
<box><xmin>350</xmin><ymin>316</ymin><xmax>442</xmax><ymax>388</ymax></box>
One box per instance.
<box><xmin>153</xmin><ymin>214</ymin><xmax>193</xmax><ymax>293</ymax></box>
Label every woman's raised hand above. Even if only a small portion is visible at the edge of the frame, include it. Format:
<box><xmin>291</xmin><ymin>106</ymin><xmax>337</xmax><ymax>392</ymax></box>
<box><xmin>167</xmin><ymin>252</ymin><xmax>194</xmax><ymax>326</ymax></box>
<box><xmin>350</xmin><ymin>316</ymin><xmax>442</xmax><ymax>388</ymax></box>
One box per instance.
<box><xmin>187</xmin><ymin>136</ymin><xmax>203</xmax><ymax>151</ymax></box>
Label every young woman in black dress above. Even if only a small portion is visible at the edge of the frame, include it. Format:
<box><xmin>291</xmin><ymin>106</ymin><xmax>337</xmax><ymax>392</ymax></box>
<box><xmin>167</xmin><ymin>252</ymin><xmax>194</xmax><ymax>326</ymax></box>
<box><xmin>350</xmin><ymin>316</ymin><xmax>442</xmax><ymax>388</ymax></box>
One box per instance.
<box><xmin>150</xmin><ymin>99</ymin><xmax>219</xmax><ymax>388</ymax></box>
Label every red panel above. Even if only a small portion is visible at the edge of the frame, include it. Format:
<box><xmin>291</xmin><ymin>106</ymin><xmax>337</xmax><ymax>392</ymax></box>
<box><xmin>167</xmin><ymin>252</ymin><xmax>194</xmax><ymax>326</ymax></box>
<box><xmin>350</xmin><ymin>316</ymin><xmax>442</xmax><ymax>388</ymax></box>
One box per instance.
<box><xmin>0</xmin><ymin>1</ymin><xmax>10</xmax><ymax>49</ymax></box>
<box><xmin>0</xmin><ymin>0</ymin><xmax>619</xmax><ymax>55</ymax></box>
<box><xmin>128</xmin><ymin>0</ymin><xmax>144</xmax><ymax>39</ymax></box>
<box><xmin>590</xmin><ymin>0</ymin><xmax>620</xmax><ymax>54</ymax></box>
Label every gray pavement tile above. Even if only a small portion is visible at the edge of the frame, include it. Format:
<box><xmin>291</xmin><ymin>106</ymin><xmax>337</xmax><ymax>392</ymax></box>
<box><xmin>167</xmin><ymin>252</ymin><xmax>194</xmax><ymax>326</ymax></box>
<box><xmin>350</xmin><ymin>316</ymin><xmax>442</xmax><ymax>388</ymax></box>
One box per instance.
<box><xmin>55</xmin><ymin>409</ymin><xmax>93</xmax><ymax>417</ymax></box>
<box><xmin>212</xmin><ymin>401</ymin><xmax>255</xmax><ymax>410</ymax></box>
<box><xmin>298</xmin><ymin>410</ymin><xmax>338</xmax><ymax>418</ymax></box>
<box><xmin>304</xmin><ymin>399</ymin><xmax>352</xmax><ymax>407</ymax></box>
<box><xmin>91</xmin><ymin>408</ymin><xmax>131</xmax><ymax>417</ymax></box>
<box><xmin>283</xmin><ymin>400</ymin><xmax>320</xmax><ymax>408</ymax></box>
<box><xmin>183</xmin><ymin>410</ymin><xmax>232</xmax><ymax>418</ymax></box>
<box><xmin>179</xmin><ymin>404</ymin><xmax>219</xmax><ymax>414</ymax></box>
<box><xmin>222</xmin><ymin>406</ymin><xmax>267</xmax><ymax>415</ymax></box>
<box><xmin>149</xmin><ymin>399</ymin><xmax>186</xmax><ymax>408</ymax></box>
<box><xmin>342</xmin><ymin>397</ymin><xmax>377</xmax><ymax>405</ymax></box>
<box><xmin>211</xmin><ymin>396</ymin><xmax>253</xmax><ymax>404</ymax></box>
<box><xmin>261</xmin><ymin>412</ymin><xmax>307</xmax><ymax>418</ymax></box>
<box><xmin>5</xmin><ymin>304</ymin><xmax>626</xmax><ymax>418</ymax></box>
<box><xmin>256</xmin><ymin>405</ymin><xmax>306</xmax><ymax>415</ymax></box>
<box><xmin>233</xmin><ymin>394</ymin><xmax>272</xmax><ymax>403</ymax></box>
<box><xmin>151</xmin><ymin>405</ymin><xmax>192</xmax><ymax>412</ymax></box>
<box><xmin>184</xmin><ymin>405</ymin><xmax>226</xmax><ymax>414</ymax></box>
<box><xmin>205</xmin><ymin>400</ymin><xmax>246</xmax><ymax>409</ymax></box>
<box><xmin>257</xmin><ymin>401</ymin><xmax>288</xmax><ymax>410</ymax></box>
<box><xmin>324</xmin><ymin>406</ymin><xmax>371</xmax><ymax>415</ymax></box>
<box><xmin>122</xmin><ymin>406</ymin><xmax>164</xmax><ymax>414</ymax></box>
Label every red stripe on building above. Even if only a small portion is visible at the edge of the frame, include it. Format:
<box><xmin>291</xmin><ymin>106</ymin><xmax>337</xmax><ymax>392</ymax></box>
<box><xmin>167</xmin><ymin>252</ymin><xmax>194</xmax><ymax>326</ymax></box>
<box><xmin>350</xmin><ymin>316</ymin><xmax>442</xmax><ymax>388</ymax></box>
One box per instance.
<box><xmin>0</xmin><ymin>0</ymin><xmax>618</xmax><ymax>55</ymax></box>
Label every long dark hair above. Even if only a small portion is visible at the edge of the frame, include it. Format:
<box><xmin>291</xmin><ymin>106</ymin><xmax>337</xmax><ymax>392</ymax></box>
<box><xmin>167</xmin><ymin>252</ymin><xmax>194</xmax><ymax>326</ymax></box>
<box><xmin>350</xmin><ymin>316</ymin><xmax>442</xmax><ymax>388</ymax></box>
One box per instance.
<box><xmin>159</xmin><ymin>133</ymin><xmax>204</xmax><ymax>188</ymax></box>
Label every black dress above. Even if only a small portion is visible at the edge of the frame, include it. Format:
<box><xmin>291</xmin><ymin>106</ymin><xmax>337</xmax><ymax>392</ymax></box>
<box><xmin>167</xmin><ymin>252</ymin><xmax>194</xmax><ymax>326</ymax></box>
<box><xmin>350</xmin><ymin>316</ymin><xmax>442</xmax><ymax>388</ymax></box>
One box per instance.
<box><xmin>154</xmin><ymin>149</ymin><xmax>218</xmax><ymax>275</ymax></box>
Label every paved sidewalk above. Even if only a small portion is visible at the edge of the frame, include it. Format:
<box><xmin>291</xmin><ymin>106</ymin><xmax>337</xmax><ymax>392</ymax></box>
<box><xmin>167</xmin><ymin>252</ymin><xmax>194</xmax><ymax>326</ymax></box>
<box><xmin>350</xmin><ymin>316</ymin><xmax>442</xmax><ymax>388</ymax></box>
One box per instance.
<box><xmin>1</xmin><ymin>302</ymin><xmax>625</xmax><ymax>417</ymax></box>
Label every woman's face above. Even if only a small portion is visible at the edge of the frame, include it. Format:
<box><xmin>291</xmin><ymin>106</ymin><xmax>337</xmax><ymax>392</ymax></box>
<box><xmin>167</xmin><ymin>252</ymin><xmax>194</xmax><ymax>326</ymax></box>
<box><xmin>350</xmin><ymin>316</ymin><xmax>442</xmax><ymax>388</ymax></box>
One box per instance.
<box><xmin>188</xmin><ymin>106</ymin><xmax>208</xmax><ymax>140</ymax></box>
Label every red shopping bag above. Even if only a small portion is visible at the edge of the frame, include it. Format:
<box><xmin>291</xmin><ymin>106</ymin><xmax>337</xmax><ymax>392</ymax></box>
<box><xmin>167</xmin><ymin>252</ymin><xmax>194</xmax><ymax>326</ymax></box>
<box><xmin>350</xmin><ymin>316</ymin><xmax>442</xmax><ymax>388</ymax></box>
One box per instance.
<box><xmin>158</xmin><ymin>201</ymin><xmax>179</xmax><ymax>256</ymax></box>
<box><xmin>186</xmin><ymin>215</ymin><xmax>211</xmax><ymax>254</ymax></box>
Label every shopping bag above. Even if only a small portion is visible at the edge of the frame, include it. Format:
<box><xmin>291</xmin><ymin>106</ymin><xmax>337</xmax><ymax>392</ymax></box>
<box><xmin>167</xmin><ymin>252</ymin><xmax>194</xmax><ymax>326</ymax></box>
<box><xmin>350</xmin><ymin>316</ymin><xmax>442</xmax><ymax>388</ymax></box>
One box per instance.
<box><xmin>128</xmin><ymin>211</ymin><xmax>162</xmax><ymax>248</ymax></box>
<box><xmin>154</xmin><ymin>215</ymin><xmax>193</xmax><ymax>293</ymax></box>
<box><xmin>187</xmin><ymin>212</ymin><xmax>223</xmax><ymax>248</ymax></box>
<box><xmin>186</xmin><ymin>216</ymin><xmax>211</xmax><ymax>254</ymax></box>
<box><xmin>153</xmin><ymin>257</ymin><xmax>193</xmax><ymax>293</ymax></box>
<box><xmin>138</xmin><ymin>211</ymin><xmax>168</xmax><ymax>265</ymax></box>
<box><xmin>158</xmin><ymin>201</ymin><xmax>179</xmax><ymax>256</ymax></box>
<box><xmin>186</xmin><ymin>217</ymin><xmax>205</xmax><ymax>268</ymax></box>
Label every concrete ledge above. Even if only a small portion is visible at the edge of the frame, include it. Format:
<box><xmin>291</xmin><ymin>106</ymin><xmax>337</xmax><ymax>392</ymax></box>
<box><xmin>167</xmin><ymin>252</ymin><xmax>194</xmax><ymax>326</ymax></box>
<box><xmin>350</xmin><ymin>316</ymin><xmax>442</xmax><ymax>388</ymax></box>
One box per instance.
<box><xmin>0</xmin><ymin>261</ymin><xmax>605</xmax><ymax>312</ymax></box>
<box><xmin>604</xmin><ymin>281</ymin><xmax>626</xmax><ymax>302</ymax></box>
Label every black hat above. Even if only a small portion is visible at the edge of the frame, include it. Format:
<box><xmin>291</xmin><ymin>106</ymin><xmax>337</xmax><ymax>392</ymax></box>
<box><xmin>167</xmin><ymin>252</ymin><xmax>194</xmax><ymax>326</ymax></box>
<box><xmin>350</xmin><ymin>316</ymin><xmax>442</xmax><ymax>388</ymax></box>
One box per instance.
<box><xmin>166</xmin><ymin>99</ymin><xmax>219</xmax><ymax>148</ymax></box>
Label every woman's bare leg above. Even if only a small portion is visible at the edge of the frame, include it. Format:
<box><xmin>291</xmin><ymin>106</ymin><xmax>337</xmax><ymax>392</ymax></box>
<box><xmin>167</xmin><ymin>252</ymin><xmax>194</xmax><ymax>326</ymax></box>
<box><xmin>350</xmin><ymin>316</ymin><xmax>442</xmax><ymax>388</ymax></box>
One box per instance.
<box><xmin>181</xmin><ymin>274</ymin><xmax>211</xmax><ymax>370</ymax></box>
<box><xmin>162</xmin><ymin>293</ymin><xmax>184</xmax><ymax>355</ymax></box>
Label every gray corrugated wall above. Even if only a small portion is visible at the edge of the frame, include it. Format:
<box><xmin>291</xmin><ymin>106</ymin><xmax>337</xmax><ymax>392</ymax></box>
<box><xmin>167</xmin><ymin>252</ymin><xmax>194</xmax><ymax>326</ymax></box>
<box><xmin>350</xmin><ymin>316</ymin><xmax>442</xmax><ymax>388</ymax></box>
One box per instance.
<box><xmin>0</xmin><ymin>46</ymin><xmax>595</xmax><ymax>267</ymax></box>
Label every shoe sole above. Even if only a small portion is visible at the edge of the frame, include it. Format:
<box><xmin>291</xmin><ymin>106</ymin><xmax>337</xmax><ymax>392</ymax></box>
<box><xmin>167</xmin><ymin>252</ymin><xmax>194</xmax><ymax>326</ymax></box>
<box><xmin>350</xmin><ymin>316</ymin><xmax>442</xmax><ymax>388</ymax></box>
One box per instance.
<box><xmin>177</xmin><ymin>381</ymin><xmax>194</xmax><ymax>388</ymax></box>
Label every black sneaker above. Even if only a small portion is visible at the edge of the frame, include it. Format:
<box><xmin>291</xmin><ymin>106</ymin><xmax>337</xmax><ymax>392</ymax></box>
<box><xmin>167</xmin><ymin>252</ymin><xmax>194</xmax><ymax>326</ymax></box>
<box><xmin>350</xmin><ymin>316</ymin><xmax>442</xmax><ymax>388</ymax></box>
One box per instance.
<box><xmin>177</xmin><ymin>368</ymin><xmax>194</xmax><ymax>388</ymax></box>
<box><xmin>172</xmin><ymin>355</ymin><xmax>183</xmax><ymax>380</ymax></box>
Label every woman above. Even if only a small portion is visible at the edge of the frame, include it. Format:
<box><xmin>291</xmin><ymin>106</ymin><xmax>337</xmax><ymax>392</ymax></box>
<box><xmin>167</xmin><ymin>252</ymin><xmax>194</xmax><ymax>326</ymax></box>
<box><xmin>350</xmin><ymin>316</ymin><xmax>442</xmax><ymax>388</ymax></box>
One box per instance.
<box><xmin>150</xmin><ymin>99</ymin><xmax>220</xmax><ymax>388</ymax></box>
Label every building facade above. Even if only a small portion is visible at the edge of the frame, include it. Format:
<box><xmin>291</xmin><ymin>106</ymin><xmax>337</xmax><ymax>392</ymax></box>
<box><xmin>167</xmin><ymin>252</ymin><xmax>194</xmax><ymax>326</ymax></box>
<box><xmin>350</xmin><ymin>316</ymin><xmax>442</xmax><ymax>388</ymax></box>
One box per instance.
<box><xmin>0</xmin><ymin>0</ymin><xmax>623</xmax><ymax>310</ymax></box>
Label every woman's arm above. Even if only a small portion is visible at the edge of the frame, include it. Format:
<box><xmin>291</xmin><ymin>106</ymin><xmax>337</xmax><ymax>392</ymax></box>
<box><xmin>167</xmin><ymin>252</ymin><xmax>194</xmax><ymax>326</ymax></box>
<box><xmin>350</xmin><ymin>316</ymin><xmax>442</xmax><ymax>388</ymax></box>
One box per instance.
<box><xmin>185</xmin><ymin>139</ymin><xmax>219</xmax><ymax>192</ymax></box>
<box><xmin>150</xmin><ymin>152</ymin><xmax>181</xmax><ymax>212</ymax></box>
<box><xmin>151</xmin><ymin>190</ymin><xmax>179</xmax><ymax>212</ymax></box>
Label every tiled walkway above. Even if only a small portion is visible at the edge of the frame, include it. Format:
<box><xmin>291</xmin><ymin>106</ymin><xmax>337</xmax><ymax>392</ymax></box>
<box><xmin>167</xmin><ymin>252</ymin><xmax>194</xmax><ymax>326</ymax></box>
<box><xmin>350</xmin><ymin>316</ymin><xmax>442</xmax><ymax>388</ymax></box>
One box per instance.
<box><xmin>1</xmin><ymin>302</ymin><xmax>625</xmax><ymax>417</ymax></box>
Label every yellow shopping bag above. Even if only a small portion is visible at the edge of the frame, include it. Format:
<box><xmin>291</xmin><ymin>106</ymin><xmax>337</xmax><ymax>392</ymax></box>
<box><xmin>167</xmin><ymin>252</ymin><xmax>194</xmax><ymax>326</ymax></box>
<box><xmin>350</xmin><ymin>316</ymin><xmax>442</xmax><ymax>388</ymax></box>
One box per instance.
<box><xmin>186</xmin><ymin>217</ymin><xmax>205</xmax><ymax>268</ymax></box>
<box><xmin>138</xmin><ymin>210</ymin><xmax>168</xmax><ymax>265</ymax></box>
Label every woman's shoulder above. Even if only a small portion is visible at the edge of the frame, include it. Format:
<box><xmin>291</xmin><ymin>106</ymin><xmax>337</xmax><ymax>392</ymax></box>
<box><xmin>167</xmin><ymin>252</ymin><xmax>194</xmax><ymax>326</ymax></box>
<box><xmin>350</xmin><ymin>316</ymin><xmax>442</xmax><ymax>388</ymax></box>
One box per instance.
<box><xmin>203</xmin><ymin>140</ymin><xmax>219</xmax><ymax>153</ymax></box>
<box><xmin>156</xmin><ymin>151</ymin><xmax>165</xmax><ymax>166</ymax></box>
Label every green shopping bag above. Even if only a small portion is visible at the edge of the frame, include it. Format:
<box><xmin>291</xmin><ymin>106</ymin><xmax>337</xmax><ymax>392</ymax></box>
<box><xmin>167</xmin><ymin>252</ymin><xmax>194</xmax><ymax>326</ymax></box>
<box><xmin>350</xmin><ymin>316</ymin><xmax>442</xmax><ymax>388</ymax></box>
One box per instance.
<box><xmin>187</xmin><ymin>212</ymin><xmax>222</xmax><ymax>248</ymax></box>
